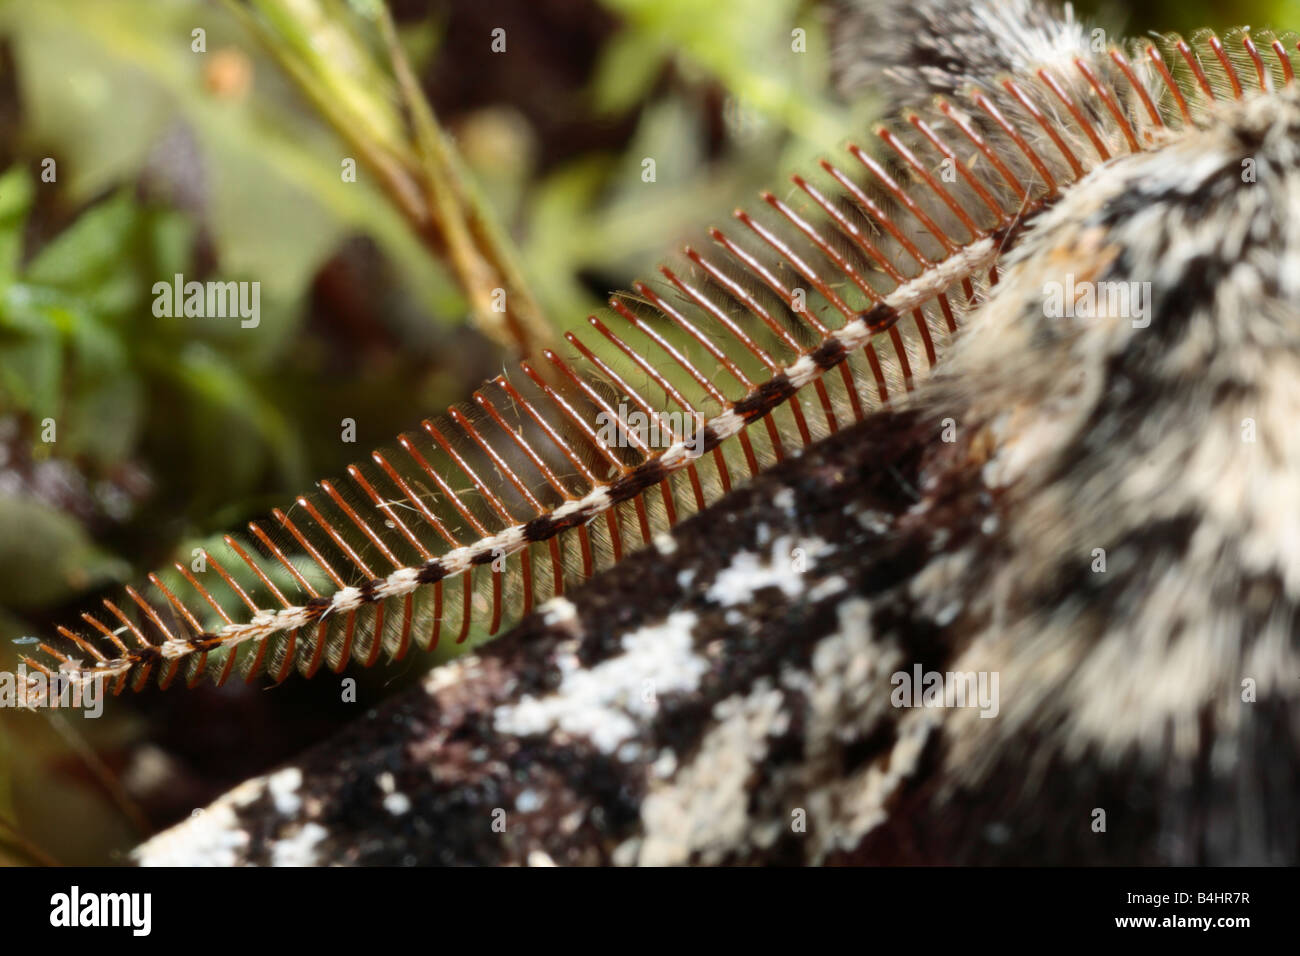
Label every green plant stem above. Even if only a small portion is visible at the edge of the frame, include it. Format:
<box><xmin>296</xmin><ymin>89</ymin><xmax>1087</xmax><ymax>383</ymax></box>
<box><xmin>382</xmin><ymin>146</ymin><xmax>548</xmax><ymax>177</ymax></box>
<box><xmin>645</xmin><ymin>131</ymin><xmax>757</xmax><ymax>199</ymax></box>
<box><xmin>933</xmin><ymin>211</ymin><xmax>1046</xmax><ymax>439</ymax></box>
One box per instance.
<box><xmin>223</xmin><ymin>0</ymin><xmax>553</xmax><ymax>356</ymax></box>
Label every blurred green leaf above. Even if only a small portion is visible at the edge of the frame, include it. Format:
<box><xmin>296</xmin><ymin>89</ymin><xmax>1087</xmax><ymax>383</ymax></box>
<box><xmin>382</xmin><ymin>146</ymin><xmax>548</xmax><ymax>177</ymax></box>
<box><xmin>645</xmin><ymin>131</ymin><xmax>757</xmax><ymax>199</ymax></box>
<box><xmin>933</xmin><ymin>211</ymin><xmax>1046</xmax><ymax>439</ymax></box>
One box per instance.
<box><xmin>165</xmin><ymin>343</ymin><xmax>306</xmax><ymax>490</ymax></box>
<box><xmin>597</xmin><ymin>0</ymin><xmax>843</xmax><ymax>148</ymax></box>
<box><xmin>65</xmin><ymin>373</ymin><xmax>145</xmax><ymax>465</ymax></box>
<box><xmin>591</xmin><ymin>26</ymin><xmax>666</xmax><ymax>116</ymax></box>
<box><xmin>26</xmin><ymin>192</ymin><xmax>138</xmax><ymax>289</ymax></box>
<box><xmin>0</xmin><ymin>312</ymin><xmax>62</xmax><ymax>416</ymax></box>
<box><xmin>0</xmin><ymin>496</ymin><xmax>131</xmax><ymax>608</ymax></box>
<box><xmin>0</xmin><ymin>167</ymin><xmax>33</xmax><ymax>281</ymax></box>
<box><xmin>0</xmin><ymin>0</ymin><xmax>458</xmax><ymax>319</ymax></box>
<box><xmin>144</xmin><ymin>208</ymin><xmax>198</xmax><ymax>283</ymax></box>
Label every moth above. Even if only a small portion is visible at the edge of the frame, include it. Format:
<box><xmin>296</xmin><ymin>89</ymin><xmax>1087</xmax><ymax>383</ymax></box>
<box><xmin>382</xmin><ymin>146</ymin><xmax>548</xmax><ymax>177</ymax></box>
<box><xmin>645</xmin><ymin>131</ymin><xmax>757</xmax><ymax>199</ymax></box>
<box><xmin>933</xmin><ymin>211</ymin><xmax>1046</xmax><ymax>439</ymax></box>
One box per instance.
<box><xmin>29</xmin><ymin>0</ymin><xmax>1300</xmax><ymax>864</ymax></box>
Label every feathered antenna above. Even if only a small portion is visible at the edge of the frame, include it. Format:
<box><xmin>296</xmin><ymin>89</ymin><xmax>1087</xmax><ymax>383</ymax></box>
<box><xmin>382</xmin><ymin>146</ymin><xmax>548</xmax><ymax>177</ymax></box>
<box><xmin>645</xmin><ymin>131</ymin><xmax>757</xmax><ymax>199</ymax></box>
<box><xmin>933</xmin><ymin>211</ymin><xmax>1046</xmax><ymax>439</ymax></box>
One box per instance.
<box><xmin>25</xmin><ymin>26</ymin><xmax>1296</xmax><ymax>697</ymax></box>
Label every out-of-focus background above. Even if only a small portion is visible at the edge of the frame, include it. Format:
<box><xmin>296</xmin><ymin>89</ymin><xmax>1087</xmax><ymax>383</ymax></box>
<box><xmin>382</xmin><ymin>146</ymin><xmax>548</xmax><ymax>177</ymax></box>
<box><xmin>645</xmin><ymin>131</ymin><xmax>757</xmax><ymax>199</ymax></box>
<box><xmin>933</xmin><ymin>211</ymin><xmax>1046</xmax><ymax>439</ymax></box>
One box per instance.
<box><xmin>0</xmin><ymin>0</ymin><xmax>1290</xmax><ymax>864</ymax></box>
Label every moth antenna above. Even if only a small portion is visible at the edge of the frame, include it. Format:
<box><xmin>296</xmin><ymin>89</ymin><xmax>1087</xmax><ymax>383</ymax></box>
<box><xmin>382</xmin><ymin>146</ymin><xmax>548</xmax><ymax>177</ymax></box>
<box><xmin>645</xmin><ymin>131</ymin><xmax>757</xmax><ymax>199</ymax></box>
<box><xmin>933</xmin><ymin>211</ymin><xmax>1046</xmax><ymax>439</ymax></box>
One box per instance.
<box><xmin>906</xmin><ymin>112</ymin><xmax>1012</xmax><ymax>222</ymax></box>
<box><xmin>146</xmin><ymin>571</ymin><xmax>206</xmax><ymax>688</ymax></box>
<box><xmin>1073</xmin><ymin>59</ymin><xmax>1141</xmax><ymax>153</ymax></box>
<box><xmin>683</xmin><ymin>244</ymin><xmax>833</xmax><ymax>437</ymax></box>
<box><xmin>56</xmin><ymin>625</ymin><xmax>108</xmax><ymax>665</ymax></box>
<box><xmin>32</xmin><ymin>30</ymin><xmax>1289</xmax><ymax>696</ymax></box>
<box><xmin>999</xmin><ymin>77</ymin><xmax>1087</xmax><ymax>178</ymax></box>
<box><xmin>415</xmin><ymin>423</ymin><xmax>509</xmax><ymax>637</ymax></box>
<box><xmin>609</xmin><ymin>297</ymin><xmax>761</xmax><ymax>478</ymax></box>
<box><xmin>1272</xmin><ymin>38</ymin><xmax>1294</xmax><ymax>84</ymax></box>
<box><xmin>1145</xmin><ymin>43</ymin><xmax>1194</xmax><ymax>124</ymax></box>
<box><xmin>761</xmin><ymin>187</ymin><xmax>919</xmax><ymax>383</ymax></box>
<box><xmin>796</xmin><ymin>169</ymin><xmax>951</xmax><ymax>354</ymax></box>
<box><xmin>489</xmin><ymin>375</ymin><xmax>603</xmax><ymax>575</ymax></box>
<box><xmin>1239</xmin><ymin>33</ymin><xmax>1268</xmax><ymax>91</ymax></box>
<box><xmin>657</xmin><ymin>266</ymin><xmax>792</xmax><ymax>460</ymax></box>
<box><xmin>704</xmin><ymin>224</ymin><xmax>848</xmax><ymax>428</ymax></box>
<box><xmin>1035</xmin><ymin>67</ymin><xmax>1112</xmax><ymax>161</ymax></box>
<box><xmin>317</xmin><ymin>481</ymin><xmax>402</xmax><ymax>667</ymax></box>
<box><xmin>1176</xmin><ymin>36</ymin><xmax>1217</xmax><ymax>101</ymax></box>
<box><xmin>268</xmin><ymin>509</ymin><xmax>356</xmax><ymax>674</ymax></box>
<box><xmin>543</xmin><ymin>344</ymin><xmax>658</xmax><ymax>540</ymax></box>
<box><xmin>451</xmin><ymin>405</ymin><xmax>563</xmax><ymax>612</ymax></box>
<box><xmin>471</xmin><ymin>390</ymin><xmax>571</xmax><ymax>594</ymax></box>
<box><xmin>221</xmin><ymin>534</ymin><xmax>299</xmax><ymax>680</ymax></box>
<box><xmin>632</xmin><ymin>279</ymin><xmax>784</xmax><ymax>461</ymax></box>
<box><xmin>966</xmin><ymin>86</ymin><xmax>1062</xmax><ymax>193</ymax></box>
<box><xmin>563</xmin><ymin>328</ymin><xmax>702</xmax><ymax>516</ymax></box>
